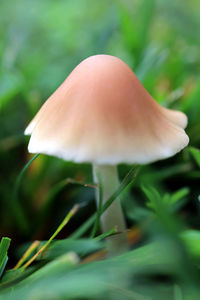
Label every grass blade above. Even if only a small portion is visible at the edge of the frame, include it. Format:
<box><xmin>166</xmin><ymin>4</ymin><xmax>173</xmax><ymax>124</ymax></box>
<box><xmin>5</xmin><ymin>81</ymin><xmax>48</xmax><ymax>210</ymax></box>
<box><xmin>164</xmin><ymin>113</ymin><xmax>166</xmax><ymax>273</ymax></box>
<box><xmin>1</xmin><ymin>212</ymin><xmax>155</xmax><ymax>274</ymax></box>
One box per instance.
<box><xmin>71</xmin><ymin>167</ymin><xmax>139</xmax><ymax>239</ymax></box>
<box><xmin>90</xmin><ymin>171</ymin><xmax>103</xmax><ymax>238</ymax></box>
<box><xmin>12</xmin><ymin>154</ymin><xmax>39</xmax><ymax>234</ymax></box>
<box><xmin>189</xmin><ymin>147</ymin><xmax>200</xmax><ymax>167</ymax></box>
<box><xmin>94</xmin><ymin>227</ymin><xmax>118</xmax><ymax>242</ymax></box>
<box><xmin>22</xmin><ymin>204</ymin><xmax>79</xmax><ymax>269</ymax></box>
<box><xmin>14</xmin><ymin>241</ymin><xmax>40</xmax><ymax>270</ymax></box>
<box><xmin>0</xmin><ymin>237</ymin><xmax>11</xmax><ymax>278</ymax></box>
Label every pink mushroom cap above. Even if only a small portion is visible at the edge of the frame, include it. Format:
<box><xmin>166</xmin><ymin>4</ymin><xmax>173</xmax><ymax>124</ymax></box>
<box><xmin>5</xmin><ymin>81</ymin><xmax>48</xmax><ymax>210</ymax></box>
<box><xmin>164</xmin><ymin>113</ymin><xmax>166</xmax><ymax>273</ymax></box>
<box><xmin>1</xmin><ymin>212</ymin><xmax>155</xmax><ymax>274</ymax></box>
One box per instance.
<box><xmin>25</xmin><ymin>55</ymin><xmax>189</xmax><ymax>165</ymax></box>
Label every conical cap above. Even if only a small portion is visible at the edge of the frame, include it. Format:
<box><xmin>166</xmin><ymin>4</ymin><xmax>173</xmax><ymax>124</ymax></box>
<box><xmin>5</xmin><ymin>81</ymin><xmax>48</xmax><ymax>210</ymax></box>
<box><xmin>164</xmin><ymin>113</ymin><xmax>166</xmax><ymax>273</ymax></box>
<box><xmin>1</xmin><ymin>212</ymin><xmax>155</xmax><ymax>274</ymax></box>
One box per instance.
<box><xmin>25</xmin><ymin>55</ymin><xmax>189</xmax><ymax>164</ymax></box>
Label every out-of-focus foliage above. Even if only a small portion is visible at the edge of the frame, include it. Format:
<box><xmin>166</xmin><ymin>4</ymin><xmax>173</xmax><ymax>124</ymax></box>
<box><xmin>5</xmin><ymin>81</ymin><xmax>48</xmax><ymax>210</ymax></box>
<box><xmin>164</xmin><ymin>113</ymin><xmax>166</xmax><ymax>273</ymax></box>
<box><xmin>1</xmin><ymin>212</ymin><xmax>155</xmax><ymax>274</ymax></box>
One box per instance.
<box><xmin>0</xmin><ymin>0</ymin><xmax>200</xmax><ymax>299</ymax></box>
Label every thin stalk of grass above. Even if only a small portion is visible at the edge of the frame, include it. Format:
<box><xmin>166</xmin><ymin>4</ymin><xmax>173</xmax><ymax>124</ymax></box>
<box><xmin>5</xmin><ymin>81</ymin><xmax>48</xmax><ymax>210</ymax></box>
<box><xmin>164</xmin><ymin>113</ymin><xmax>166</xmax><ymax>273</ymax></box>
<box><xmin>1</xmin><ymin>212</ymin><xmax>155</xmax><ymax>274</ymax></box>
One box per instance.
<box><xmin>12</xmin><ymin>154</ymin><xmax>39</xmax><ymax>233</ymax></box>
<box><xmin>14</xmin><ymin>241</ymin><xmax>40</xmax><ymax>270</ymax></box>
<box><xmin>22</xmin><ymin>204</ymin><xmax>79</xmax><ymax>269</ymax></box>
<box><xmin>71</xmin><ymin>166</ymin><xmax>139</xmax><ymax>239</ymax></box>
<box><xmin>90</xmin><ymin>171</ymin><xmax>103</xmax><ymax>238</ymax></box>
<box><xmin>94</xmin><ymin>227</ymin><xmax>118</xmax><ymax>242</ymax></box>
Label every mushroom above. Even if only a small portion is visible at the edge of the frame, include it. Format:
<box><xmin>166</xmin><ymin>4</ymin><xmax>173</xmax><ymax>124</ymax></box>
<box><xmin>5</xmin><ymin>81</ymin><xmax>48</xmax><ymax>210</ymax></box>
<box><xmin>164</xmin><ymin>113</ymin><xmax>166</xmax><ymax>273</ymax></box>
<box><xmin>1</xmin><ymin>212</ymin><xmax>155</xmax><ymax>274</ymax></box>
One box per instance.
<box><xmin>25</xmin><ymin>55</ymin><xmax>189</xmax><ymax>254</ymax></box>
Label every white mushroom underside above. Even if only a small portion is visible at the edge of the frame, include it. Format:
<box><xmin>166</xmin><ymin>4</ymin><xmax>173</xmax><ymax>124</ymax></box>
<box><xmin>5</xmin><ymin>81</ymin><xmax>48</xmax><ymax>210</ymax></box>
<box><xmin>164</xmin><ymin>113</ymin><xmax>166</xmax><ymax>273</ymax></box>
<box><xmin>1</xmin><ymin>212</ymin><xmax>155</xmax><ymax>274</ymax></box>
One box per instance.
<box><xmin>26</xmin><ymin>104</ymin><xmax>189</xmax><ymax>164</ymax></box>
<box><xmin>28</xmin><ymin>136</ymin><xmax>189</xmax><ymax>165</ymax></box>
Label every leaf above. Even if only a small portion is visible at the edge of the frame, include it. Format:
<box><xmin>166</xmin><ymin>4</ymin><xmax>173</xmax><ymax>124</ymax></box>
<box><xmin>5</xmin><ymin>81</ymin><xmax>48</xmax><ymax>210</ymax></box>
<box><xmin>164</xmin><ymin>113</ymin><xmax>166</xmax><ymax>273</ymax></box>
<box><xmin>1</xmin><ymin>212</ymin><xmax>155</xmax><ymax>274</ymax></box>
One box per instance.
<box><xmin>11</xmin><ymin>154</ymin><xmax>39</xmax><ymax>234</ymax></box>
<box><xmin>40</xmin><ymin>238</ymin><xmax>103</xmax><ymax>260</ymax></box>
<box><xmin>169</xmin><ymin>188</ymin><xmax>189</xmax><ymax>206</ymax></box>
<box><xmin>23</xmin><ymin>205</ymin><xmax>79</xmax><ymax>269</ymax></box>
<box><xmin>71</xmin><ymin>166</ymin><xmax>139</xmax><ymax>239</ymax></box>
<box><xmin>0</xmin><ymin>238</ymin><xmax>11</xmax><ymax>279</ymax></box>
<box><xmin>91</xmin><ymin>170</ymin><xmax>103</xmax><ymax>238</ymax></box>
<box><xmin>0</xmin><ymin>267</ymin><xmax>36</xmax><ymax>288</ymax></box>
<box><xmin>14</xmin><ymin>241</ymin><xmax>40</xmax><ymax>270</ymax></box>
<box><xmin>142</xmin><ymin>185</ymin><xmax>161</xmax><ymax>211</ymax></box>
<box><xmin>143</xmin><ymin>185</ymin><xmax>189</xmax><ymax>212</ymax></box>
<box><xmin>0</xmin><ymin>242</ymin><xmax>197</xmax><ymax>300</ymax></box>
<box><xmin>181</xmin><ymin>230</ymin><xmax>200</xmax><ymax>259</ymax></box>
<box><xmin>189</xmin><ymin>147</ymin><xmax>200</xmax><ymax>167</ymax></box>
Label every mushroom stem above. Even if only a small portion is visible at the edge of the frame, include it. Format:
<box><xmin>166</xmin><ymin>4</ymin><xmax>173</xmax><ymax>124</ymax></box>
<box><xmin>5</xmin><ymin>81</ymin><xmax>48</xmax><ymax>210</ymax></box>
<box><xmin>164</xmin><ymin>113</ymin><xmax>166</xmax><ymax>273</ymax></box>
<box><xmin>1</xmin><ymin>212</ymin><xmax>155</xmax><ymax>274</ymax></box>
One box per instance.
<box><xmin>93</xmin><ymin>164</ymin><xmax>129</xmax><ymax>254</ymax></box>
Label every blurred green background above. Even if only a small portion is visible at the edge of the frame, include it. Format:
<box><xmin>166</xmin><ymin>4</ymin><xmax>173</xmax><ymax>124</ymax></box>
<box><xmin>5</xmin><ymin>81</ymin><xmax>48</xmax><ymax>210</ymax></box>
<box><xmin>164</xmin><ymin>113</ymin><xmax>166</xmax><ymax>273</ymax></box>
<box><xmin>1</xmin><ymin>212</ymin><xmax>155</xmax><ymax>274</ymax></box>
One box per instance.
<box><xmin>0</xmin><ymin>0</ymin><xmax>200</xmax><ymax>299</ymax></box>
